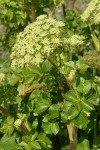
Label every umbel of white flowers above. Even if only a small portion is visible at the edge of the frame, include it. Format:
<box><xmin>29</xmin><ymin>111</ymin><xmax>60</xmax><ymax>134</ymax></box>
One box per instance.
<box><xmin>10</xmin><ymin>15</ymin><xmax>65</xmax><ymax>69</ymax></box>
<box><xmin>10</xmin><ymin>15</ymin><xmax>84</xmax><ymax>70</ymax></box>
<box><xmin>81</xmin><ymin>0</ymin><xmax>100</xmax><ymax>24</ymax></box>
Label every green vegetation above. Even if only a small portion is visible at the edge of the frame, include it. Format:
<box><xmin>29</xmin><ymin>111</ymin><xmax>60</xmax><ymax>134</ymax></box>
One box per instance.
<box><xmin>0</xmin><ymin>0</ymin><xmax>100</xmax><ymax>149</ymax></box>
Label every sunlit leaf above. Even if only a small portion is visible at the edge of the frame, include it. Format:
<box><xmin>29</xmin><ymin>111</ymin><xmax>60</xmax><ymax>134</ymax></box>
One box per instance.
<box><xmin>77</xmin><ymin>79</ymin><xmax>91</xmax><ymax>95</ymax></box>
<box><xmin>65</xmin><ymin>90</ymin><xmax>79</xmax><ymax>103</ymax></box>
<box><xmin>68</xmin><ymin>107</ymin><xmax>79</xmax><ymax>120</ymax></box>
<box><xmin>76</xmin><ymin>139</ymin><xmax>90</xmax><ymax>150</ymax></box>
<box><xmin>0</xmin><ymin>136</ymin><xmax>17</xmax><ymax>150</ymax></box>
<box><xmin>81</xmin><ymin>99</ymin><xmax>95</xmax><ymax>111</ymax></box>
<box><xmin>74</xmin><ymin>111</ymin><xmax>89</xmax><ymax>129</ymax></box>
<box><xmin>41</xmin><ymin>60</ymin><xmax>52</xmax><ymax>73</ymax></box>
<box><xmin>34</xmin><ymin>98</ymin><xmax>51</xmax><ymax>114</ymax></box>
<box><xmin>42</xmin><ymin>122</ymin><xmax>59</xmax><ymax>135</ymax></box>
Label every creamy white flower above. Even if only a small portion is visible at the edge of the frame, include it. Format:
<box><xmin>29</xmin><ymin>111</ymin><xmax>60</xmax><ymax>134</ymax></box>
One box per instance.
<box><xmin>64</xmin><ymin>35</ymin><xmax>84</xmax><ymax>46</ymax></box>
<box><xmin>14</xmin><ymin>119</ymin><xmax>22</xmax><ymax>128</ymax></box>
<box><xmin>81</xmin><ymin>0</ymin><xmax>100</xmax><ymax>24</ymax></box>
<box><xmin>10</xmin><ymin>15</ymin><xmax>64</xmax><ymax>69</ymax></box>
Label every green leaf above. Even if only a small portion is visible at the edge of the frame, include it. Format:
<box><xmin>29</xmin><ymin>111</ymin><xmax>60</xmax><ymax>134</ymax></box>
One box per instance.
<box><xmin>8</xmin><ymin>1</ymin><xmax>17</xmax><ymax>7</ymax></box>
<box><xmin>60</xmin><ymin>112</ymin><xmax>68</xmax><ymax>123</ymax></box>
<box><xmin>93</xmin><ymin>137</ymin><xmax>100</xmax><ymax>148</ymax></box>
<box><xmin>97</xmin><ymin>86</ymin><xmax>100</xmax><ymax>94</ymax></box>
<box><xmin>87</xmin><ymin>95</ymin><xmax>99</xmax><ymax>105</ymax></box>
<box><xmin>32</xmin><ymin>132</ymin><xmax>38</xmax><ymax>141</ymax></box>
<box><xmin>22</xmin><ymin>135</ymin><xmax>31</xmax><ymax>143</ymax></box>
<box><xmin>68</xmin><ymin>107</ymin><xmax>79</xmax><ymax>120</ymax></box>
<box><xmin>74</xmin><ymin>111</ymin><xmax>89</xmax><ymax>130</ymax></box>
<box><xmin>81</xmin><ymin>99</ymin><xmax>95</xmax><ymax>111</ymax></box>
<box><xmin>22</xmin><ymin>68</ymin><xmax>34</xmax><ymax>84</ymax></box>
<box><xmin>65</xmin><ymin>90</ymin><xmax>79</xmax><ymax>103</ymax></box>
<box><xmin>86</xmin><ymin>112</ymin><xmax>96</xmax><ymax>133</ymax></box>
<box><xmin>77</xmin><ymin>79</ymin><xmax>91</xmax><ymax>95</ymax></box>
<box><xmin>62</xmin><ymin>101</ymin><xmax>73</xmax><ymax>111</ymax></box>
<box><xmin>7</xmin><ymin>73</ymin><xmax>20</xmax><ymax>85</ymax></box>
<box><xmin>0</xmin><ymin>136</ymin><xmax>17</xmax><ymax>150</ymax></box>
<box><xmin>17</xmin><ymin>83</ymin><xmax>23</xmax><ymax>96</ymax></box>
<box><xmin>76</xmin><ymin>60</ymin><xmax>88</xmax><ymax>71</ymax></box>
<box><xmin>34</xmin><ymin>98</ymin><xmax>51</xmax><ymax>114</ymax></box>
<box><xmin>76</xmin><ymin>139</ymin><xmax>90</xmax><ymax>150</ymax></box>
<box><xmin>23</xmin><ymin>65</ymin><xmax>41</xmax><ymax>84</ymax></box>
<box><xmin>51</xmin><ymin>122</ymin><xmax>59</xmax><ymax>135</ymax></box>
<box><xmin>29</xmin><ymin>89</ymin><xmax>41</xmax><ymax>100</ymax></box>
<box><xmin>60</xmin><ymin>101</ymin><xmax>73</xmax><ymax>123</ymax></box>
<box><xmin>6</xmin><ymin>9</ymin><xmax>13</xmax><ymax>20</ymax></box>
<box><xmin>74</xmin><ymin>101</ymin><xmax>82</xmax><ymax>112</ymax></box>
<box><xmin>41</xmin><ymin>60</ymin><xmax>52</xmax><ymax>73</ymax></box>
<box><xmin>43</xmin><ymin>110</ymin><xmax>59</xmax><ymax>121</ymax></box>
<box><xmin>38</xmin><ymin>133</ymin><xmax>51</xmax><ymax>146</ymax></box>
<box><xmin>0</xmin><ymin>117</ymin><xmax>14</xmax><ymax>136</ymax></box>
<box><xmin>43</xmin><ymin>104</ymin><xmax>60</xmax><ymax>121</ymax></box>
<box><xmin>32</xmin><ymin>119</ymin><xmax>38</xmax><ymax>130</ymax></box>
<box><xmin>29</xmin><ymin>141</ymin><xmax>41</xmax><ymax>149</ymax></box>
<box><xmin>42</xmin><ymin>122</ymin><xmax>59</xmax><ymax>135</ymax></box>
<box><xmin>0</xmin><ymin>0</ymin><xmax>10</xmax><ymax>4</ymax></box>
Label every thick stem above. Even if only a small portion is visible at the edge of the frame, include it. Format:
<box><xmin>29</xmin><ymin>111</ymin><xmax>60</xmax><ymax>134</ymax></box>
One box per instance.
<box><xmin>70</xmin><ymin>141</ymin><xmax>75</xmax><ymax>150</ymax></box>
<box><xmin>48</xmin><ymin>56</ymin><xmax>77</xmax><ymax>149</ymax></box>
<box><xmin>72</xmin><ymin>0</ymin><xmax>77</xmax><ymax>9</ymax></box>
<box><xmin>67</xmin><ymin>123</ymin><xmax>77</xmax><ymax>150</ymax></box>
<box><xmin>31</xmin><ymin>0</ymin><xmax>36</xmax><ymax>22</ymax></box>
<box><xmin>62</xmin><ymin>4</ymin><xmax>66</xmax><ymax>17</ymax></box>
<box><xmin>0</xmin><ymin>105</ymin><xmax>12</xmax><ymax>117</ymax></box>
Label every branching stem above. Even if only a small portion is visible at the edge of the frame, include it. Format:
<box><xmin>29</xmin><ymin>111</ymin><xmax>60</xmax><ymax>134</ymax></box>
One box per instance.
<box><xmin>0</xmin><ymin>105</ymin><xmax>12</xmax><ymax>117</ymax></box>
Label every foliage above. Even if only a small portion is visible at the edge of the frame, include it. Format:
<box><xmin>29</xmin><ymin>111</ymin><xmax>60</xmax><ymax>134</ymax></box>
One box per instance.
<box><xmin>0</xmin><ymin>0</ymin><xmax>100</xmax><ymax>150</ymax></box>
<box><xmin>0</xmin><ymin>0</ymin><xmax>54</xmax><ymax>51</ymax></box>
<box><xmin>0</xmin><ymin>0</ymin><xmax>32</xmax><ymax>51</ymax></box>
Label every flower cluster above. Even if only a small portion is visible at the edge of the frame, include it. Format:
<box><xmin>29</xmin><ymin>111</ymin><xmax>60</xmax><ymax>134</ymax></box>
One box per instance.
<box><xmin>64</xmin><ymin>34</ymin><xmax>85</xmax><ymax>46</ymax></box>
<box><xmin>10</xmin><ymin>15</ymin><xmax>65</xmax><ymax>70</ymax></box>
<box><xmin>82</xmin><ymin>50</ymin><xmax>100</xmax><ymax>69</ymax></box>
<box><xmin>81</xmin><ymin>0</ymin><xmax>100</xmax><ymax>24</ymax></box>
<box><xmin>14</xmin><ymin>119</ymin><xmax>22</xmax><ymax>129</ymax></box>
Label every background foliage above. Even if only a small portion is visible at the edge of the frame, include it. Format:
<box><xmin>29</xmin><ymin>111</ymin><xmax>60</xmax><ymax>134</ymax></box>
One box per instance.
<box><xmin>0</xmin><ymin>0</ymin><xmax>100</xmax><ymax>150</ymax></box>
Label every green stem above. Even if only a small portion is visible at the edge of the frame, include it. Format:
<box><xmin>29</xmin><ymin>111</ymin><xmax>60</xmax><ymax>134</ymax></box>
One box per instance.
<box><xmin>93</xmin><ymin>68</ymin><xmax>96</xmax><ymax>76</ymax></box>
<box><xmin>69</xmin><ymin>47</ymin><xmax>73</xmax><ymax>61</ymax></box>
<box><xmin>48</xmin><ymin>56</ymin><xmax>78</xmax><ymax>149</ymax></box>
<box><xmin>94</xmin><ymin>113</ymin><xmax>97</xmax><ymax>139</ymax></box>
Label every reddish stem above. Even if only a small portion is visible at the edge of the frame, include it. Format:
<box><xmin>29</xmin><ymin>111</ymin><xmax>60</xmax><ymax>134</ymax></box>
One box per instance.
<box><xmin>72</xmin><ymin>0</ymin><xmax>77</xmax><ymax>9</ymax></box>
<box><xmin>0</xmin><ymin>105</ymin><xmax>12</xmax><ymax>117</ymax></box>
<box><xmin>31</xmin><ymin>0</ymin><xmax>36</xmax><ymax>22</ymax></box>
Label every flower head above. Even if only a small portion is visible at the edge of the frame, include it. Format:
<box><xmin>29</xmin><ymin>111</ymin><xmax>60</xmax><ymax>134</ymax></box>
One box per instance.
<box><xmin>81</xmin><ymin>0</ymin><xmax>100</xmax><ymax>24</ymax></box>
<box><xmin>10</xmin><ymin>15</ymin><xmax>65</xmax><ymax>70</ymax></box>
